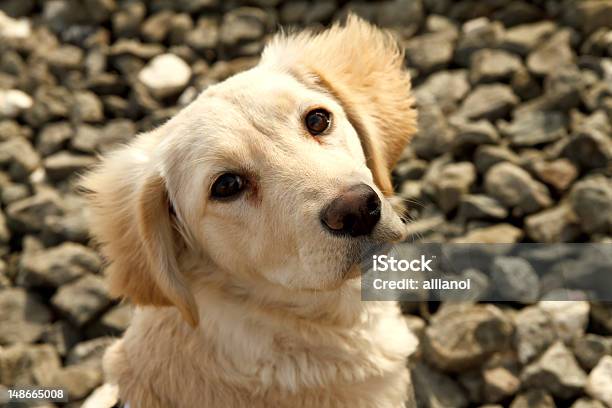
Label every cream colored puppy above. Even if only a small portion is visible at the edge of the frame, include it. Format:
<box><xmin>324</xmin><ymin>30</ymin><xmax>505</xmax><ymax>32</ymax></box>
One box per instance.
<box><xmin>83</xmin><ymin>15</ymin><xmax>418</xmax><ymax>408</ymax></box>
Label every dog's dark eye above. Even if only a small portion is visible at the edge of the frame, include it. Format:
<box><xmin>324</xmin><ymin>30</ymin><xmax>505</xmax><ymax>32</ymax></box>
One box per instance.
<box><xmin>305</xmin><ymin>109</ymin><xmax>331</xmax><ymax>136</ymax></box>
<box><xmin>211</xmin><ymin>173</ymin><xmax>245</xmax><ymax>199</ymax></box>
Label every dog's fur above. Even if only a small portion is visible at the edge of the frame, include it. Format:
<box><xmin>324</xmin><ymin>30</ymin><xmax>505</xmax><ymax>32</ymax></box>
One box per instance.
<box><xmin>83</xmin><ymin>16</ymin><xmax>418</xmax><ymax>408</ymax></box>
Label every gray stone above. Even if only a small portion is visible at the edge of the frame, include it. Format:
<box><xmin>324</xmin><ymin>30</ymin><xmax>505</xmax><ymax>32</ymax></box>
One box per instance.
<box><xmin>561</xmin><ymin>128</ymin><xmax>612</xmax><ymax>171</ymax></box>
<box><xmin>564</xmin><ymin>0</ymin><xmax>612</xmax><ymax>35</ymax></box>
<box><xmin>71</xmin><ymin>91</ymin><xmax>103</xmax><ymax>123</ymax></box>
<box><xmin>394</xmin><ymin>159</ymin><xmax>428</xmax><ymax>181</ymax></box>
<box><xmin>451</xmin><ymin>119</ymin><xmax>499</xmax><ymax>155</ymax></box>
<box><xmin>51</xmin><ymin>274</ymin><xmax>112</xmax><ymax>327</ymax></box>
<box><xmin>521</xmin><ymin>341</ymin><xmax>587</xmax><ymax>399</ymax></box>
<box><xmin>502</xmin><ymin>21</ymin><xmax>557</xmax><ymax>56</ymax></box>
<box><xmin>411</xmin><ymin>102</ymin><xmax>455</xmax><ymax>159</ymax></box>
<box><xmin>138</xmin><ymin>54</ymin><xmax>191</xmax><ymax>100</ymax></box>
<box><xmin>482</xmin><ymin>366</ymin><xmax>520</xmax><ymax>403</ymax></box>
<box><xmin>571</xmin><ymin>399</ymin><xmax>607</xmax><ymax>408</ymax></box>
<box><xmin>51</xmin><ymin>363</ymin><xmax>102</xmax><ymax>400</ymax></box>
<box><xmin>485</xmin><ymin>162</ymin><xmax>552</xmax><ymax>216</ymax></box>
<box><xmin>71</xmin><ymin>124</ymin><xmax>102</xmax><ymax>153</ymax></box>
<box><xmin>458</xmin><ymin>195</ymin><xmax>508</xmax><ymax>221</ymax></box>
<box><xmin>539</xmin><ymin>300</ymin><xmax>590</xmax><ymax>344</ymax></box>
<box><xmin>44</xmin><ymin>152</ymin><xmax>97</xmax><ymax>181</ymax></box>
<box><xmin>0</xmin><ymin>288</ymin><xmax>52</xmax><ymax>345</ymax></box>
<box><xmin>509</xmin><ymin>390</ymin><xmax>555</xmax><ymax>408</ymax></box>
<box><xmin>412</xmin><ymin>362</ymin><xmax>468</xmax><ymax>408</ymax></box>
<box><xmin>42</xmin><ymin>210</ymin><xmax>90</xmax><ymax>245</ymax></box>
<box><xmin>474</xmin><ymin>145</ymin><xmax>520</xmax><ymax>174</ymax></box>
<box><xmin>186</xmin><ymin>17</ymin><xmax>218</xmax><ymax>53</ymax></box>
<box><xmin>569</xmin><ymin>176</ymin><xmax>612</xmax><ymax>234</ymax></box>
<box><xmin>36</xmin><ymin>121</ymin><xmax>72</xmax><ymax>156</ymax></box>
<box><xmin>1</xmin><ymin>182</ymin><xmax>30</xmax><ymax>206</ymax></box>
<box><xmin>6</xmin><ymin>190</ymin><xmax>65</xmax><ymax>234</ymax></box>
<box><xmin>527</xmin><ymin>30</ymin><xmax>575</xmax><ymax>76</ymax></box>
<box><xmin>66</xmin><ymin>337</ymin><xmax>115</xmax><ymax>368</ymax></box>
<box><xmin>302</xmin><ymin>1</ymin><xmax>336</xmax><ymax>25</ymax></box>
<box><xmin>24</xmin><ymin>86</ymin><xmax>72</xmax><ymax>128</ymax></box>
<box><xmin>141</xmin><ymin>10</ymin><xmax>174</xmax><ymax>43</ymax></box>
<box><xmin>531</xmin><ymin>159</ymin><xmax>578</xmax><ymax>192</ymax></box>
<box><xmin>492</xmin><ymin>256</ymin><xmax>539</xmax><ymax>302</ymax></box>
<box><xmin>431</xmin><ymin>162</ymin><xmax>476</xmax><ymax>213</ymax></box>
<box><xmin>111</xmin><ymin>1</ymin><xmax>145</xmax><ymax>37</ymax></box>
<box><xmin>458</xmin><ymin>84</ymin><xmax>519</xmax><ymax>121</ymax></box>
<box><xmin>405</xmin><ymin>31</ymin><xmax>456</xmax><ymax>75</ymax></box>
<box><xmin>586</xmin><ymin>356</ymin><xmax>612</xmax><ymax>407</ymax></box>
<box><xmin>41</xmin><ymin>320</ymin><xmax>81</xmax><ymax>357</ymax></box>
<box><xmin>168</xmin><ymin>13</ymin><xmax>193</xmax><ymax>45</ymax></box>
<box><xmin>377</xmin><ymin>0</ymin><xmax>424</xmax><ymax>35</ymax></box>
<box><xmin>0</xmin><ymin>89</ymin><xmax>32</xmax><ymax>118</ymax></box>
<box><xmin>524</xmin><ymin>204</ymin><xmax>581</xmax><ymax>243</ymax></box>
<box><xmin>452</xmin><ymin>224</ymin><xmax>523</xmax><ymax>244</ymax></box>
<box><xmin>573</xmin><ymin>334</ymin><xmax>612</xmax><ymax>371</ymax></box>
<box><xmin>0</xmin><ymin>210</ymin><xmax>10</xmax><ymax>245</ymax></box>
<box><xmin>469</xmin><ymin>49</ymin><xmax>523</xmax><ymax>84</ymax></box>
<box><xmin>455</xmin><ymin>18</ymin><xmax>505</xmax><ymax>66</ymax></box>
<box><xmin>0</xmin><ymin>343</ymin><xmax>61</xmax><ymax>386</ymax></box>
<box><xmin>424</xmin><ymin>304</ymin><xmax>513</xmax><ymax>372</ymax></box>
<box><xmin>220</xmin><ymin>7</ymin><xmax>268</xmax><ymax>47</ymax></box>
<box><xmin>110</xmin><ymin>39</ymin><xmax>165</xmax><ymax>60</ymax></box>
<box><xmin>514</xmin><ymin>305</ymin><xmax>557</xmax><ymax>364</ymax></box>
<box><xmin>511</xmin><ymin>66</ymin><xmax>541</xmax><ymax>100</ymax></box>
<box><xmin>414</xmin><ymin>70</ymin><xmax>470</xmax><ymax>114</ymax></box>
<box><xmin>0</xmin><ymin>137</ymin><xmax>40</xmax><ymax>181</ymax></box>
<box><xmin>499</xmin><ymin>111</ymin><xmax>567</xmax><ymax>147</ymax></box>
<box><xmin>88</xmin><ymin>303</ymin><xmax>132</xmax><ymax>337</ymax></box>
<box><xmin>18</xmin><ymin>242</ymin><xmax>102</xmax><ymax>288</ymax></box>
<box><xmin>44</xmin><ymin>44</ymin><xmax>84</xmax><ymax>72</ymax></box>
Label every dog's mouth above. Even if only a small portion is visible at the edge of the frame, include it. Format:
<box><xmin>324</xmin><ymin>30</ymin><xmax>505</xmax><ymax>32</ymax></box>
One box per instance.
<box><xmin>341</xmin><ymin>241</ymin><xmax>394</xmax><ymax>279</ymax></box>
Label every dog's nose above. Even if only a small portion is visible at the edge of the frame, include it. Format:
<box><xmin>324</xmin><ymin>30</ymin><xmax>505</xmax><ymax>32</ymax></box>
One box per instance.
<box><xmin>320</xmin><ymin>184</ymin><xmax>381</xmax><ymax>237</ymax></box>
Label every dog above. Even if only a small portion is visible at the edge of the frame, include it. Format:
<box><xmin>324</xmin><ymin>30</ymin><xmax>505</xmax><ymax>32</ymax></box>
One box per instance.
<box><xmin>82</xmin><ymin>15</ymin><xmax>418</xmax><ymax>408</ymax></box>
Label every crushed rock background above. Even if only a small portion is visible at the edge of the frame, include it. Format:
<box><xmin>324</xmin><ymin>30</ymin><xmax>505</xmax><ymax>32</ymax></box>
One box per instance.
<box><xmin>0</xmin><ymin>0</ymin><xmax>611</xmax><ymax>407</ymax></box>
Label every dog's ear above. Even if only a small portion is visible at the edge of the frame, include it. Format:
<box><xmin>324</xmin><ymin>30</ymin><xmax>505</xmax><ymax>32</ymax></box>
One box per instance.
<box><xmin>261</xmin><ymin>14</ymin><xmax>417</xmax><ymax>195</ymax></box>
<box><xmin>81</xmin><ymin>143</ymin><xmax>199</xmax><ymax>327</ymax></box>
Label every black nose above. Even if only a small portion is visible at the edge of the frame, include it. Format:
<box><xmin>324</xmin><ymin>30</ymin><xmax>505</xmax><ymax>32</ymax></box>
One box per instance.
<box><xmin>320</xmin><ymin>184</ymin><xmax>381</xmax><ymax>237</ymax></box>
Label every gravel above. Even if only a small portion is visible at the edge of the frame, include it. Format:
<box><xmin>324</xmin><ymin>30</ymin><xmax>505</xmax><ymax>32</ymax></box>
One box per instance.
<box><xmin>1</xmin><ymin>1</ymin><xmax>611</xmax><ymax>406</ymax></box>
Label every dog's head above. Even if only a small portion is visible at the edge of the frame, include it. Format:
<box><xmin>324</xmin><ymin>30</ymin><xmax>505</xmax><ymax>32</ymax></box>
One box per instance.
<box><xmin>82</xmin><ymin>16</ymin><xmax>416</xmax><ymax>327</ymax></box>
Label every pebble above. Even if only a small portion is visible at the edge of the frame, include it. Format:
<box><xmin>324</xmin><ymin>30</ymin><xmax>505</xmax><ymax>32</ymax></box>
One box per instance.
<box><xmin>458</xmin><ymin>84</ymin><xmax>519</xmax><ymax>121</ymax></box>
<box><xmin>492</xmin><ymin>257</ymin><xmax>539</xmax><ymax>302</ymax></box>
<box><xmin>411</xmin><ymin>361</ymin><xmax>469</xmax><ymax>408</ymax></box>
<box><xmin>586</xmin><ymin>356</ymin><xmax>612</xmax><ymax>407</ymax></box>
<box><xmin>0</xmin><ymin>288</ymin><xmax>51</xmax><ymax>345</ymax></box>
<box><xmin>521</xmin><ymin>341</ymin><xmax>587</xmax><ymax>399</ymax></box>
<box><xmin>469</xmin><ymin>49</ymin><xmax>523</xmax><ymax>84</ymax></box>
<box><xmin>514</xmin><ymin>305</ymin><xmax>557</xmax><ymax>364</ymax></box>
<box><xmin>0</xmin><ymin>89</ymin><xmax>33</xmax><ymax>118</ymax></box>
<box><xmin>424</xmin><ymin>304</ymin><xmax>513</xmax><ymax>372</ymax></box>
<box><xmin>485</xmin><ymin>162</ymin><xmax>552</xmax><ymax>216</ymax></box>
<box><xmin>18</xmin><ymin>242</ymin><xmax>102</xmax><ymax>288</ymax></box>
<box><xmin>499</xmin><ymin>111</ymin><xmax>567</xmax><ymax>147</ymax></box>
<box><xmin>51</xmin><ymin>274</ymin><xmax>112</xmax><ymax>327</ymax></box>
<box><xmin>569</xmin><ymin>176</ymin><xmax>612</xmax><ymax>234</ymax></box>
<box><xmin>138</xmin><ymin>53</ymin><xmax>192</xmax><ymax>99</ymax></box>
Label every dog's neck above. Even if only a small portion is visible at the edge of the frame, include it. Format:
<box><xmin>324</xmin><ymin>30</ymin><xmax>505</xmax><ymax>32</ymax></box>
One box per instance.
<box><xmin>179</xmin><ymin>252</ymin><xmax>368</xmax><ymax>328</ymax></box>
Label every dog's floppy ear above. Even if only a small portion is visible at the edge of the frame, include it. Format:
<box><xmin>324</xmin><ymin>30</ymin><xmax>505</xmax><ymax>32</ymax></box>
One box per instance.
<box><xmin>261</xmin><ymin>14</ymin><xmax>417</xmax><ymax>195</ymax></box>
<box><xmin>81</xmin><ymin>141</ymin><xmax>199</xmax><ymax>327</ymax></box>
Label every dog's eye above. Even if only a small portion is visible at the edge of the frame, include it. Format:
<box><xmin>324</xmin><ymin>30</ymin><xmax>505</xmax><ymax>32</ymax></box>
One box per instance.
<box><xmin>305</xmin><ymin>109</ymin><xmax>331</xmax><ymax>136</ymax></box>
<box><xmin>211</xmin><ymin>173</ymin><xmax>245</xmax><ymax>199</ymax></box>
